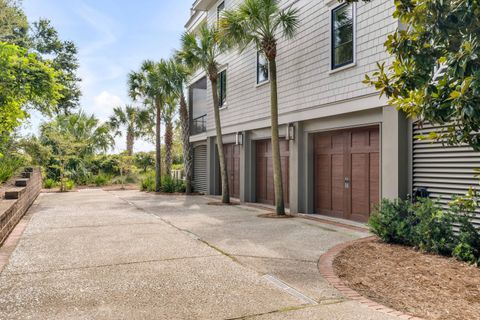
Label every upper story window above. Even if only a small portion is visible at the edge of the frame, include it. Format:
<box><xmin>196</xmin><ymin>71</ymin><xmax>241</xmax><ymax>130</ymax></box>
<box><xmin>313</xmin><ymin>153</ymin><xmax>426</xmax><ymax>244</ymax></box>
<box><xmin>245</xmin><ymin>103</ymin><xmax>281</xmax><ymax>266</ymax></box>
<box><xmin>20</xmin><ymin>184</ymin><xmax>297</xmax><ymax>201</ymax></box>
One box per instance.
<box><xmin>331</xmin><ymin>3</ymin><xmax>355</xmax><ymax>70</ymax></box>
<box><xmin>257</xmin><ymin>51</ymin><xmax>269</xmax><ymax>84</ymax></box>
<box><xmin>217</xmin><ymin>70</ymin><xmax>227</xmax><ymax>108</ymax></box>
<box><xmin>217</xmin><ymin>1</ymin><xmax>225</xmax><ymax>22</ymax></box>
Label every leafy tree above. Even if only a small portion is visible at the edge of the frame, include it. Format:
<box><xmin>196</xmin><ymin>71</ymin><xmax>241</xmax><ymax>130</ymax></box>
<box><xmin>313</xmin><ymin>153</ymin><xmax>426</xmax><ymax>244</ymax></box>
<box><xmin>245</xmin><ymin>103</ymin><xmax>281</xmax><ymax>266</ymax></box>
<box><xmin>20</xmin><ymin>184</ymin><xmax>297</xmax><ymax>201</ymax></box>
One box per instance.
<box><xmin>108</xmin><ymin>105</ymin><xmax>153</xmax><ymax>156</ymax></box>
<box><xmin>179</xmin><ymin>22</ymin><xmax>230</xmax><ymax>203</ymax></box>
<box><xmin>38</xmin><ymin>111</ymin><xmax>114</xmax><ymax>189</ymax></box>
<box><xmin>134</xmin><ymin>152</ymin><xmax>155</xmax><ymax>173</ymax></box>
<box><xmin>32</xmin><ymin>19</ymin><xmax>81</xmax><ymax>114</ymax></box>
<box><xmin>220</xmin><ymin>0</ymin><xmax>300</xmax><ymax>214</ymax></box>
<box><xmin>40</xmin><ymin>111</ymin><xmax>114</xmax><ymax>157</ymax></box>
<box><xmin>0</xmin><ymin>42</ymin><xmax>62</xmax><ymax>155</ymax></box>
<box><xmin>0</xmin><ymin>0</ymin><xmax>29</xmax><ymax>47</ymax></box>
<box><xmin>362</xmin><ymin>0</ymin><xmax>480</xmax><ymax>150</ymax></box>
<box><xmin>128</xmin><ymin>60</ymin><xmax>170</xmax><ymax>192</ymax></box>
<box><xmin>163</xmin><ymin>96</ymin><xmax>177</xmax><ymax>177</ymax></box>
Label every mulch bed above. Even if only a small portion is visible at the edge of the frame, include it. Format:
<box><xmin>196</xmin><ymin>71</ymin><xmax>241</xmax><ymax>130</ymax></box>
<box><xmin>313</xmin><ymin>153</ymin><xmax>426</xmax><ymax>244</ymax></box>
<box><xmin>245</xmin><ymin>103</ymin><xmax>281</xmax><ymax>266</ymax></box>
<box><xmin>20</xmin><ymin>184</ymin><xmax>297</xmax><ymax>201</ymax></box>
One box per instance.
<box><xmin>333</xmin><ymin>239</ymin><xmax>480</xmax><ymax>320</ymax></box>
<box><xmin>207</xmin><ymin>201</ymin><xmax>240</xmax><ymax>206</ymax></box>
<box><xmin>257</xmin><ymin>213</ymin><xmax>295</xmax><ymax>219</ymax></box>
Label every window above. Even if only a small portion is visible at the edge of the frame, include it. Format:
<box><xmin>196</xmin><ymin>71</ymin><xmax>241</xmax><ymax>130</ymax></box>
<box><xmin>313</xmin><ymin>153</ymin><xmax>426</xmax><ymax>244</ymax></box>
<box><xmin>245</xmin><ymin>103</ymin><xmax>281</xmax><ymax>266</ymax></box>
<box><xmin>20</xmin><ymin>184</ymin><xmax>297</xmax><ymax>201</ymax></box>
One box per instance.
<box><xmin>331</xmin><ymin>3</ymin><xmax>354</xmax><ymax>70</ymax></box>
<box><xmin>217</xmin><ymin>1</ymin><xmax>225</xmax><ymax>22</ymax></box>
<box><xmin>217</xmin><ymin>70</ymin><xmax>227</xmax><ymax>108</ymax></box>
<box><xmin>257</xmin><ymin>51</ymin><xmax>269</xmax><ymax>84</ymax></box>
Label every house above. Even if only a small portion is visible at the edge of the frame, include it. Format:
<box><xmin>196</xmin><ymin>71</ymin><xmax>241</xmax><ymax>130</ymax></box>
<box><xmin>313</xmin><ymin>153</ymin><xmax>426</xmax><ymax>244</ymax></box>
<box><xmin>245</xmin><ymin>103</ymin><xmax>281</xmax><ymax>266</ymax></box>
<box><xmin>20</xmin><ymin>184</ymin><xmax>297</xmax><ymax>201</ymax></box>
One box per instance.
<box><xmin>185</xmin><ymin>0</ymin><xmax>480</xmax><ymax>226</ymax></box>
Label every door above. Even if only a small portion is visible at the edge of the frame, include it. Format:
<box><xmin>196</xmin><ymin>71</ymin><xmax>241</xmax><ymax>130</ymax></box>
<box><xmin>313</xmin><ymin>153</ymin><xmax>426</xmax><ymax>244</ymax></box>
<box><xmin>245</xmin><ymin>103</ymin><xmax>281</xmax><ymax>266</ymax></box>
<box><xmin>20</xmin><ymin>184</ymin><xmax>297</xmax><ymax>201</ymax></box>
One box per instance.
<box><xmin>224</xmin><ymin>144</ymin><xmax>241</xmax><ymax>198</ymax></box>
<box><xmin>255</xmin><ymin>139</ymin><xmax>289</xmax><ymax>206</ymax></box>
<box><xmin>314</xmin><ymin>126</ymin><xmax>379</xmax><ymax>222</ymax></box>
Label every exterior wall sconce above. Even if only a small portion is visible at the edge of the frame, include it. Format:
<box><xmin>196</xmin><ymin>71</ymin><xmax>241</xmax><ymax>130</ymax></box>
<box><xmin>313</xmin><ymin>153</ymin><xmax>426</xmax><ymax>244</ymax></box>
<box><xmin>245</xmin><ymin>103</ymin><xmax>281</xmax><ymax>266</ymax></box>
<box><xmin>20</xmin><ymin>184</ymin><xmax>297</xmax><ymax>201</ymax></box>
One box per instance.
<box><xmin>286</xmin><ymin>123</ymin><xmax>295</xmax><ymax>141</ymax></box>
<box><xmin>236</xmin><ymin>132</ymin><xmax>244</xmax><ymax>145</ymax></box>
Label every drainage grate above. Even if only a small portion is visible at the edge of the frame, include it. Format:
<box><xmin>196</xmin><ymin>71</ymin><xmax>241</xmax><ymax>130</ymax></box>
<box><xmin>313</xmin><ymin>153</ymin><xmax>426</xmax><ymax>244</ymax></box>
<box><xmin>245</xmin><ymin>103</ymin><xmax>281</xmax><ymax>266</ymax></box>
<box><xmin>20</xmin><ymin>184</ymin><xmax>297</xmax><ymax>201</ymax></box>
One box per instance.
<box><xmin>262</xmin><ymin>274</ymin><xmax>318</xmax><ymax>305</ymax></box>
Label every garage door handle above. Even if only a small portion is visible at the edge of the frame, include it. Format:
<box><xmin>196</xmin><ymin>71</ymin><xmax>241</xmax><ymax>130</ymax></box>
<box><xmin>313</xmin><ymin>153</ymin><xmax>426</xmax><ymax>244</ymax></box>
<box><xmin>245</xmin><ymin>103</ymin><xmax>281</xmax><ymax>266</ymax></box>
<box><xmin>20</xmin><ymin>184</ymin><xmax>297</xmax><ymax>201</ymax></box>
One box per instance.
<box><xmin>344</xmin><ymin>177</ymin><xmax>350</xmax><ymax>189</ymax></box>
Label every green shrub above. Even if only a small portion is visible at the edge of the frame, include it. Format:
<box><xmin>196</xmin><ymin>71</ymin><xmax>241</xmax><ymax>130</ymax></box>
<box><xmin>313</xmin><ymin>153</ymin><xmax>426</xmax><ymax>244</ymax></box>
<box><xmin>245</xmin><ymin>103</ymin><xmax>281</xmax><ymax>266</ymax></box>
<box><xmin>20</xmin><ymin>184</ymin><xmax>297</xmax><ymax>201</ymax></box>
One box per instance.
<box><xmin>0</xmin><ymin>156</ymin><xmax>24</xmax><ymax>183</ymax></box>
<box><xmin>369</xmin><ymin>198</ymin><xmax>416</xmax><ymax>245</ymax></box>
<box><xmin>43</xmin><ymin>178</ymin><xmax>58</xmax><ymax>189</ymax></box>
<box><xmin>161</xmin><ymin>175</ymin><xmax>186</xmax><ymax>193</ymax></box>
<box><xmin>64</xmin><ymin>179</ymin><xmax>75</xmax><ymax>191</ymax></box>
<box><xmin>93</xmin><ymin>173</ymin><xmax>111</xmax><ymax>186</ymax></box>
<box><xmin>139</xmin><ymin>171</ymin><xmax>156</xmax><ymax>192</ymax></box>
<box><xmin>411</xmin><ymin>199</ymin><xmax>456</xmax><ymax>255</ymax></box>
<box><xmin>370</xmin><ymin>195</ymin><xmax>480</xmax><ymax>266</ymax></box>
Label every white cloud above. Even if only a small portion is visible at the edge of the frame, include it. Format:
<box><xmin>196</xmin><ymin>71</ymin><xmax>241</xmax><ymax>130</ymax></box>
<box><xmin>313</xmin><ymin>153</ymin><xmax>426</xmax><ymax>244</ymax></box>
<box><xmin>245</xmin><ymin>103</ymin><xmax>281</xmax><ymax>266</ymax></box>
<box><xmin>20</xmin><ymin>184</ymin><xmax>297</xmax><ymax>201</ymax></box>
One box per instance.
<box><xmin>75</xmin><ymin>1</ymin><xmax>118</xmax><ymax>56</ymax></box>
<box><xmin>89</xmin><ymin>91</ymin><xmax>123</xmax><ymax>121</ymax></box>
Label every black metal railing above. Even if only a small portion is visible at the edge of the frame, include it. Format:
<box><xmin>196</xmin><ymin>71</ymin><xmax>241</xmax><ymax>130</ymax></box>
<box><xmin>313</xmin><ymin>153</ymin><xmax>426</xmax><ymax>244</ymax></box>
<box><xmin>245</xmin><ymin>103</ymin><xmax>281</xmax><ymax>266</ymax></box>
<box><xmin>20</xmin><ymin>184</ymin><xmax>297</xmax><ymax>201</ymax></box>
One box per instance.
<box><xmin>192</xmin><ymin>114</ymin><xmax>207</xmax><ymax>135</ymax></box>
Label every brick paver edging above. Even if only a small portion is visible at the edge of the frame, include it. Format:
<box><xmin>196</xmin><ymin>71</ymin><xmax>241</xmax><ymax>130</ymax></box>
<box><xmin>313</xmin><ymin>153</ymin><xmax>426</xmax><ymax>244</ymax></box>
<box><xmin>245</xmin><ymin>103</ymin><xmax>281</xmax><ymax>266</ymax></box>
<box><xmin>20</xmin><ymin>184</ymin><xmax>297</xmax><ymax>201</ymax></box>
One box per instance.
<box><xmin>0</xmin><ymin>211</ymin><xmax>34</xmax><ymax>273</ymax></box>
<box><xmin>318</xmin><ymin>237</ymin><xmax>424</xmax><ymax>320</ymax></box>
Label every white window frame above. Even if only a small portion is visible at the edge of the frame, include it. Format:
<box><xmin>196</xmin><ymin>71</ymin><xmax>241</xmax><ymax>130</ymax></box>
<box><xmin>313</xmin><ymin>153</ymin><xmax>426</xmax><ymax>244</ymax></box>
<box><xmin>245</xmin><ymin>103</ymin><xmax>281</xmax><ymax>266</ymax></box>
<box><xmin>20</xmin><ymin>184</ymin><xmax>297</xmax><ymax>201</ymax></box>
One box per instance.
<box><xmin>217</xmin><ymin>66</ymin><xmax>228</xmax><ymax>110</ymax></box>
<box><xmin>256</xmin><ymin>50</ymin><xmax>270</xmax><ymax>86</ymax></box>
<box><xmin>329</xmin><ymin>2</ymin><xmax>357</xmax><ymax>74</ymax></box>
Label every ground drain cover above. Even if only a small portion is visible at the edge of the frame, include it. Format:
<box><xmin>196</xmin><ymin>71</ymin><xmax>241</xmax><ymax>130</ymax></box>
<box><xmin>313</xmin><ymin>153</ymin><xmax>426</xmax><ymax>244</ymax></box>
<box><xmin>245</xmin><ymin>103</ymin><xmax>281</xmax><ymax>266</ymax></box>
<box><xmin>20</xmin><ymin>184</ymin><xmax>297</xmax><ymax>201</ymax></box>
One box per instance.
<box><xmin>262</xmin><ymin>274</ymin><xmax>318</xmax><ymax>305</ymax></box>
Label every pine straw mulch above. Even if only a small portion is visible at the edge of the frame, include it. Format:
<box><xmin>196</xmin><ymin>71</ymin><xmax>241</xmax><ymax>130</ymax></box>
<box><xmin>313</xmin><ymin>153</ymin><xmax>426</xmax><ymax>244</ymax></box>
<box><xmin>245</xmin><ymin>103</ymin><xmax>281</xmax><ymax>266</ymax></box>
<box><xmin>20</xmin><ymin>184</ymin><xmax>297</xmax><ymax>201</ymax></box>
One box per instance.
<box><xmin>333</xmin><ymin>239</ymin><xmax>480</xmax><ymax>320</ymax></box>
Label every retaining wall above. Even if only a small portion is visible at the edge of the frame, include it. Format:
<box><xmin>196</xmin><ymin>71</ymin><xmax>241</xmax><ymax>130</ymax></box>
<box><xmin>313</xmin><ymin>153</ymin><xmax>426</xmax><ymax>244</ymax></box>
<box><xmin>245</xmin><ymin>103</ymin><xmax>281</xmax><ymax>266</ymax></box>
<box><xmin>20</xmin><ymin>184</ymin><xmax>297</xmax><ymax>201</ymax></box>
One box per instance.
<box><xmin>0</xmin><ymin>168</ymin><xmax>41</xmax><ymax>245</ymax></box>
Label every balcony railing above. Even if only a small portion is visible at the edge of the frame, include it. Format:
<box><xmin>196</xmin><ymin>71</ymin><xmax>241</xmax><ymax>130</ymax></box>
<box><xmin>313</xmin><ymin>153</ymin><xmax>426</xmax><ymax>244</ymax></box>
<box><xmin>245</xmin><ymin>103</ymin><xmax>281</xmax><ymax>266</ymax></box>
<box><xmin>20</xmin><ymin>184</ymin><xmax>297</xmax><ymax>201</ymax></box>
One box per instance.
<box><xmin>192</xmin><ymin>114</ymin><xmax>207</xmax><ymax>135</ymax></box>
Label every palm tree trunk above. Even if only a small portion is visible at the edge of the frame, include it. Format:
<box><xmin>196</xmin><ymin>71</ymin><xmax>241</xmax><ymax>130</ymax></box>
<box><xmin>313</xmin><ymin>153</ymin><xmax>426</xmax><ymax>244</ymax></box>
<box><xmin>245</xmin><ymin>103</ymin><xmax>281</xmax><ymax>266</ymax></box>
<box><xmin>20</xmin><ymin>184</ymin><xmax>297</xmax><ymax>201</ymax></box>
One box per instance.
<box><xmin>155</xmin><ymin>101</ymin><xmax>162</xmax><ymax>192</ymax></box>
<box><xmin>126</xmin><ymin>129</ymin><xmax>134</xmax><ymax>156</ymax></box>
<box><xmin>179</xmin><ymin>92</ymin><xmax>193</xmax><ymax>194</ymax></box>
<box><xmin>165</xmin><ymin>117</ymin><xmax>173</xmax><ymax>177</ymax></box>
<box><xmin>210</xmin><ymin>76</ymin><xmax>230</xmax><ymax>204</ymax></box>
<box><xmin>269</xmin><ymin>59</ymin><xmax>285</xmax><ymax>215</ymax></box>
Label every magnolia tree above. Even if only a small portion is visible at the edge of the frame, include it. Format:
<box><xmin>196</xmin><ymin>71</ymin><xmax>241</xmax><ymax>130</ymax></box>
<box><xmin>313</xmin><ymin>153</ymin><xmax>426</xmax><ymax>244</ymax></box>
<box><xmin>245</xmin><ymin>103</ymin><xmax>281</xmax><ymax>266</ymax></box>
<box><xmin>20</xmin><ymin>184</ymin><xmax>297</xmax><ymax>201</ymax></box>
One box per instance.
<box><xmin>362</xmin><ymin>0</ymin><xmax>480</xmax><ymax>150</ymax></box>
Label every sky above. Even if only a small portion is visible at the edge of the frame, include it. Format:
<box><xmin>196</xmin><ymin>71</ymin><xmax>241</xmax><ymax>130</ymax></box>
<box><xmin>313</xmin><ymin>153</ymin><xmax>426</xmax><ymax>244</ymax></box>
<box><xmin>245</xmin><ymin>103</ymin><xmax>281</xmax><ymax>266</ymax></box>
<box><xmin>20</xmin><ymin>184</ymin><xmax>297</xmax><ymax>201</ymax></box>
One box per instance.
<box><xmin>21</xmin><ymin>0</ymin><xmax>193</xmax><ymax>153</ymax></box>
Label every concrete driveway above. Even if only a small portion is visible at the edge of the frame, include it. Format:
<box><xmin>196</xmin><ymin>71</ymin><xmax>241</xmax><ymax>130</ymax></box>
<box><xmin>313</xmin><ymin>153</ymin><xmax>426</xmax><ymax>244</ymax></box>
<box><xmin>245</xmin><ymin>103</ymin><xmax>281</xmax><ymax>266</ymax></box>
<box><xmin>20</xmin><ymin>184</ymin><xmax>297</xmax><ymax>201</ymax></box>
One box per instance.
<box><xmin>0</xmin><ymin>189</ymin><xmax>397</xmax><ymax>319</ymax></box>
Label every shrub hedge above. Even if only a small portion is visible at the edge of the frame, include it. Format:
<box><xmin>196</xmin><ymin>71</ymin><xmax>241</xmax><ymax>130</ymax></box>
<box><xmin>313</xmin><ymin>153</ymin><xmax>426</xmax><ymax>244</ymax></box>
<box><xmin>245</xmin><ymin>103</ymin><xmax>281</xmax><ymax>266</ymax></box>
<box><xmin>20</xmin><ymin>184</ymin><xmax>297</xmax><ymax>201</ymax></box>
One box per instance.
<box><xmin>369</xmin><ymin>195</ymin><xmax>480</xmax><ymax>266</ymax></box>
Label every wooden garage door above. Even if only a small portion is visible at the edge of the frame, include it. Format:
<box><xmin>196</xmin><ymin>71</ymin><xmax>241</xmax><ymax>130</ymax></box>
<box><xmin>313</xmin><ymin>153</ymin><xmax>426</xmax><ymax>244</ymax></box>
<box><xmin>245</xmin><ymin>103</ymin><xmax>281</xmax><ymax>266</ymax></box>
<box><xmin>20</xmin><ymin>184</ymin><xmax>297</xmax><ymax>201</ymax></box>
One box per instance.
<box><xmin>224</xmin><ymin>144</ymin><xmax>241</xmax><ymax>198</ymax></box>
<box><xmin>314</xmin><ymin>126</ymin><xmax>379</xmax><ymax>222</ymax></box>
<box><xmin>255</xmin><ymin>139</ymin><xmax>289</xmax><ymax>206</ymax></box>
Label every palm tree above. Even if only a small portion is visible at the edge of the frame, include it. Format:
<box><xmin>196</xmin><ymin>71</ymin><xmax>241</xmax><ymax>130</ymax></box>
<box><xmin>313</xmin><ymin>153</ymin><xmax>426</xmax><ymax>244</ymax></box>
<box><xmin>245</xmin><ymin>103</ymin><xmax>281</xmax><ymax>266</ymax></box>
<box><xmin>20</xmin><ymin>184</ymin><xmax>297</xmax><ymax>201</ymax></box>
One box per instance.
<box><xmin>128</xmin><ymin>60</ymin><xmax>170</xmax><ymax>192</ymax></box>
<box><xmin>179</xmin><ymin>22</ymin><xmax>230</xmax><ymax>203</ymax></box>
<box><xmin>220</xmin><ymin>0</ymin><xmax>300</xmax><ymax>215</ymax></box>
<box><xmin>163</xmin><ymin>96</ymin><xmax>177</xmax><ymax>177</ymax></box>
<box><xmin>164</xmin><ymin>57</ymin><xmax>194</xmax><ymax>193</ymax></box>
<box><xmin>108</xmin><ymin>105</ymin><xmax>152</xmax><ymax>156</ymax></box>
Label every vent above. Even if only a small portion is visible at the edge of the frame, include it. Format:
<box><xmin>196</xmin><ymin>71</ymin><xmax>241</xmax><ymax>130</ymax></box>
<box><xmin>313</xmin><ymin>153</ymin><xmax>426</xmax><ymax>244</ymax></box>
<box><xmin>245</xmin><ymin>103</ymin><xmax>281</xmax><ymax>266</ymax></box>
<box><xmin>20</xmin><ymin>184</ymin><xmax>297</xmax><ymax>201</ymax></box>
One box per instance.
<box><xmin>193</xmin><ymin>145</ymin><xmax>208</xmax><ymax>194</ymax></box>
<box><xmin>412</xmin><ymin>122</ymin><xmax>480</xmax><ymax>227</ymax></box>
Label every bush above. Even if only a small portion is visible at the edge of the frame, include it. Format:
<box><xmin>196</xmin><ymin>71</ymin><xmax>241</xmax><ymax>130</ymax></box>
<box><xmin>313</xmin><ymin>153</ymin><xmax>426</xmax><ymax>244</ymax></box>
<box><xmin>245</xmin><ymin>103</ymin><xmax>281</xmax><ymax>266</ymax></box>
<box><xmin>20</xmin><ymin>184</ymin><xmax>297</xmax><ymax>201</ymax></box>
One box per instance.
<box><xmin>0</xmin><ymin>155</ymin><xmax>24</xmax><ymax>183</ymax></box>
<box><xmin>370</xmin><ymin>195</ymin><xmax>480</xmax><ymax>266</ymax></box>
<box><xmin>161</xmin><ymin>175</ymin><xmax>186</xmax><ymax>193</ymax></box>
<box><xmin>139</xmin><ymin>171</ymin><xmax>156</xmax><ymax>192</ymax></box>
<box><xmin>64</xmin><ymin>179</ymin><xmax>75</xmax><ymax>191</ymax></box>
<box><xmin>43</xmin><ymin>178</ymin><xmax>58</xmax><ymax>189</ymax></box>
<box><xmin>369</xmin><ymin>198</ymin><xmax>416</xmax><ymax>245</ymax></box>
<box><xmin>411</xmin><ymin>199</ymin><xmax>456</xmax><ymax>255</ymax></box>
<box><xmin>93</xmin><ymin>173</ymin><xmax>111</xmax><ymax>186</ymax></box>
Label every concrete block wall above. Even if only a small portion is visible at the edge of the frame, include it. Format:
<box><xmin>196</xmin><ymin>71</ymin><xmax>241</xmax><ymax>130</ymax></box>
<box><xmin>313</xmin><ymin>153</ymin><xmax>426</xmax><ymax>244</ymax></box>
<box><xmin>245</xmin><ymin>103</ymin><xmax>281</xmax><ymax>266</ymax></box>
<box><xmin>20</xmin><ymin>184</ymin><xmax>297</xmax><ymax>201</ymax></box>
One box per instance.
<box><xmin>0</xmin><ymin>168</ymin><xmax>42</xmax><ymax>246</ymax></box>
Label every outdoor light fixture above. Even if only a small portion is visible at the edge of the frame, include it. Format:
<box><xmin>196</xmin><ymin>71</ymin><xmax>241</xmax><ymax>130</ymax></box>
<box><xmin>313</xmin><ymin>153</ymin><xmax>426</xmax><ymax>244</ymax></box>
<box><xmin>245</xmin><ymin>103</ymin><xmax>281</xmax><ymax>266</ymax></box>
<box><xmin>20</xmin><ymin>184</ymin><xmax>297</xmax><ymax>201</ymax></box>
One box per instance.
<box><xmin>236</xmin><ymin>132</ymin><xmax>244</xmax><ymax>145</ymax></box>
<box><xmin>286</xmin><ymin>123</ymin><xmax>295</xmax><ymax>141</ymax></box>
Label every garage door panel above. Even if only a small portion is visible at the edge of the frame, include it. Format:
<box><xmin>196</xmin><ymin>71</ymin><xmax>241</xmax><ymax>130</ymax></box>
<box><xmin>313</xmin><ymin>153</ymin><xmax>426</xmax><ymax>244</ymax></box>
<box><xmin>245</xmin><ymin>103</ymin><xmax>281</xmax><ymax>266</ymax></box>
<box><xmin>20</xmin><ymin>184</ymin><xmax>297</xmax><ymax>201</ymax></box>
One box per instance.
<box><xmin>351</xmin><ymin>153</ymin><xmax>370</xmax><ymax>220</ymax></box>
<box><xmin>370</xmin><ymin>152</ymin><xmax>380</xmax><ymax>212</ymax></box>
<box><xmin>332</xmin><ymin>154</ymin><xmax>345</xmax><ymax>213</ymax></box>
<box><xmin>315</xmin><ymin>155</ymin><xmax>331</xmax><ymax>212</ymax></box>
<box><xmin>314</xmin><ymin>126</ymin><xmax>379</xmax><ymax>222</ymax></box>
<box><xmin>224</xmin><ymin>144</ymin><xmax>241</xmax><ymax>198</ymax></box>
<box><xmin>256</xmin><ymin>140</ymin><xmax>289</xmax><ymax>206</ymax></box>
